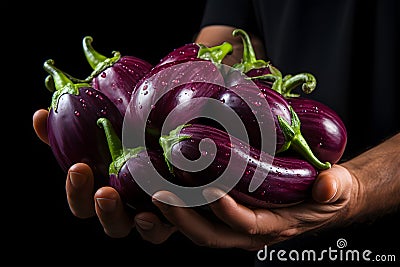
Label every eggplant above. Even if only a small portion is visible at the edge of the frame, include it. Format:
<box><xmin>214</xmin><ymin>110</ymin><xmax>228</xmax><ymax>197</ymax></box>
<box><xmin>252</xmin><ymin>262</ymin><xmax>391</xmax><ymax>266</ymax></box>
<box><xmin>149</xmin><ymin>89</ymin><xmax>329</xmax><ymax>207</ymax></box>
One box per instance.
<box><xmin>81</xmin><ymin>36</ymin><xmax>153</xmax><ymax>116</ymax></box>
<box><xmin>97</xmin><ymin>118</ymin><xmax>173</xmax><ymax>214</ymax></box>
<box><xmin>159</xmin><ymin>124</ymin><xmax>318</xmax><ymax>208</ymax></box>
<box><xmin>126</xmin><ymin>77</ymin><xmax>330</xmax><ymax>170</ymax></box>
<box><xmin>124</xmin><ymin>43</ymin><xmax>233</xmax><ymax>149</ymax></box>
<box><xmin>44</xmin><ymin>59</ymin><xmax>123</xmax><ymax>188</ymax></box>
<box><xmin>286</xmin><ymin>97</ymin><xmax>347</xmax><ymax>164</ymax></box>
<box><xmin>156</xmin><ymin>41</ymin><xmax>233</xmax><ymax>68</ymax></box>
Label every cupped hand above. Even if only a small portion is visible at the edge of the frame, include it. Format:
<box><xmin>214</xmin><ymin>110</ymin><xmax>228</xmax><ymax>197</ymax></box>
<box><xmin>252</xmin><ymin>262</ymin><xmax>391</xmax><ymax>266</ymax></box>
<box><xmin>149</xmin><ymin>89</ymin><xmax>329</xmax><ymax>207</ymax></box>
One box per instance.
<box><xmin>151</xmin><ymin>164</ymin><xmax>355</xmax><ymax>251</ymax></box>
<box><xmin>32</xmin><ymin>109</ymin><xmax>177</xmax><ymax>244</ymax></box>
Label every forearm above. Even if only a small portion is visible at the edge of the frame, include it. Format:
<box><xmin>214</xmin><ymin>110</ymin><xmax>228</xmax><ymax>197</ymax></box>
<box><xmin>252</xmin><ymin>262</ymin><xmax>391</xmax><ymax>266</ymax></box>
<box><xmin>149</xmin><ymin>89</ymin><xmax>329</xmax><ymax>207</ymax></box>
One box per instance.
<box><xmin>342</xmin><ymin>132</ymin><xmax>400</xmax><ymax>223</ymax></box>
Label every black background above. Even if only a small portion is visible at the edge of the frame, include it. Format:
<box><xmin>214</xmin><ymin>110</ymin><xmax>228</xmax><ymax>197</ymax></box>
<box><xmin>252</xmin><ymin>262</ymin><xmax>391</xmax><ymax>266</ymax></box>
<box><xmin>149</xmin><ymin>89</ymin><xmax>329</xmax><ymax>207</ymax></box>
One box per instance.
<box><xmin>9</xmin><ymin>0</ymin><xmax>399</xmax><ymax>266</ymax></box>
<box><xmin>22</xmin><ymin>0</ymin><xmax>255</xmax><ymax>266</ymax></box>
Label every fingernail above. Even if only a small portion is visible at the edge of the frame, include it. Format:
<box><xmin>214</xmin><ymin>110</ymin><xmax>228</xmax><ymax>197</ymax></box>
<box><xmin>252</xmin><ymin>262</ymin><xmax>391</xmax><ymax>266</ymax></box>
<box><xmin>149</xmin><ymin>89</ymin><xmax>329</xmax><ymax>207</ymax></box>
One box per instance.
<box><xmin>202</xmin><ymin>187</ymin><xmax>224</xmax><ymax>203</ymax></box>
<box><xmin>96</xmin><ymin>198</ymin><xmax>117</xmax><ymax>212</ymax></box>
<box><xmin>152</xmin><ymin>191</ymin><xmax>183</xmax><ymax>212</ymax></box>
<box><xmin>135</xmin><ymin>218</ymin><xmax>154</xmax><ymax>231</ymax></box>
<box><xmin>326</xmin><ymin>180</ymin><xmax>338</xmax><ymax>202</ymax></box>
<box><xmin>69</xmin><ymin>171</ymin><xmax>86</xmax><ymax>188</ymax></box>
<box><xmin>314</xmin><ymin>178</ymin><xmax>338</xmax><ymax>203</ymax></box>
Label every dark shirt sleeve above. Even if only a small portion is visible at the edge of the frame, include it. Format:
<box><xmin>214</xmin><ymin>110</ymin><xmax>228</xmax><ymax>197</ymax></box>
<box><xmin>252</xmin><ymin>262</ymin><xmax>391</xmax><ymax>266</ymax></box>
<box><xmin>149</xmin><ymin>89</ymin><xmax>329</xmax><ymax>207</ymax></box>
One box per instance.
<box><xmin>200</xmin><ymin>0</ymin><xmax>259</xmax><ymax>34</ymax></box>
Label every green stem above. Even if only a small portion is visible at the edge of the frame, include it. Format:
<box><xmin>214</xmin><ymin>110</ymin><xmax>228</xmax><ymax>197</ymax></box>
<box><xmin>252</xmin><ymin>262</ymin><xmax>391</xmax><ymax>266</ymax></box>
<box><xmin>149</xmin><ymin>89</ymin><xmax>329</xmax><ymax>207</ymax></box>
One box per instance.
<box><xmin>43</xmin><ymin>59</ymin><xmax>90</xmax><ymax>112</ymax></box>
<box><xmin>231</xmin><ymin>28</ymin><xmax>270</xmax><ymax>73</ymax></box>
<box><xmin>277</xmin><ymin>106</ymin><xmax>331</xmax><ymax>170</ymax></box>
<box><xmin>282</xmin><ymin>73</ymin><xmax>317</xmax><ymax>97</ymax></box>
<box><xmin>159</xmin><ymin>124</ymin><xmax>192</xmax><ymax>174</ymax></box>
<box><xmin>249</xmin><ymin>64</ymin><xmax>284</xmax><ymax>94</ymax></box>
<box><xmin>197</xmin><ymin>41</ymin><xmax>233</xmax><ymax>64</ymax></box>
<box><xmin>44</xmin><ymin>72</ymin><xmax>88</xmax><ymax>93</ymax></box>
<box><xmin>82</xmin><ymin>36</ymin><xmax>121</xmax><ymax>80</ymax></box>
<box><xmin>97</xmin><ymin>118</ymin><xmax>144</xmax><ymax>176</ymax></box>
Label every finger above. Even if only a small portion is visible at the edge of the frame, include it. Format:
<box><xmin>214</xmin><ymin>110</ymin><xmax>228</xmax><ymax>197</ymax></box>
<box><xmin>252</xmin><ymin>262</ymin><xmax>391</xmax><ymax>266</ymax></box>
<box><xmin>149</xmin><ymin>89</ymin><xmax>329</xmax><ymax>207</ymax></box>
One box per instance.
<box><xmin>33</xmin><ymin>109</ymin><xmax>50</xmax><ymax>145</ymax></box>
<box><xmin>312</xmin><ymin>164</ymin><xmax>353</xmax><ymax>204</ymax></box>
<box><xmin>66</xmin><ymin>163</ymin><xmax>95</xmax><ymax>218</ymax></box>
<box><xmin>152</xmin><ymin>191</ymin><xmax>264</xmax><ymax>250</ymax></box>
<box><xmin>134</xmin><ymin>212</ymin><xmax>177</xmax><ymax>244</ymax></box>
<box><xmin>94</xmin><ymin>186</ymin><xmax>133</xmax><ymax>238</ymax></box>
<box><xmin>202</xmin><ymin>187</ymin><xmax>293</xmax><ymax>236</ymax></box>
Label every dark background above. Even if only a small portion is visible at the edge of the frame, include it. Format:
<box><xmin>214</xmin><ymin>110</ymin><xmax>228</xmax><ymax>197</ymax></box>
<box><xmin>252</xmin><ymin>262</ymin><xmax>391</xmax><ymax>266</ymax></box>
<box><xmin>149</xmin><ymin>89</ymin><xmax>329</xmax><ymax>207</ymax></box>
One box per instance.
<box><xmin>9</xmin><ymin>0</ymin><xmax>398</xmax><ymax>266</ymax></box>
<box><xmin>22</xmin><ymin>1</ymin><xmax>256</xmax><ymax>266</ymax></box>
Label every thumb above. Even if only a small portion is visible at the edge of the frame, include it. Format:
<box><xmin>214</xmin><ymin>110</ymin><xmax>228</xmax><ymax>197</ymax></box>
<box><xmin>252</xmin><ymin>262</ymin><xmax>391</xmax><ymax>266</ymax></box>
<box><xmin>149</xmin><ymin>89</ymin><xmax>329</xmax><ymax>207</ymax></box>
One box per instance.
<box><xmin>312</xmin><ymin>164</ymin><xmax>352</xmax><ymax>204</ymax></box>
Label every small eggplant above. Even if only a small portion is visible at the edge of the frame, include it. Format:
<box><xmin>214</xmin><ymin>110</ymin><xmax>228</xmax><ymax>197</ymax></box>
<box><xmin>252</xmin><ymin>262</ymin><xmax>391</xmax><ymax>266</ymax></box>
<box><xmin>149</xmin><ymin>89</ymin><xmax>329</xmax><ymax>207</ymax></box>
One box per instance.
<box><xmin>160</xmin><ymin>124</ymin><xmax>318</xmax><ymax>208</ymax></box>
<box><xmin>97</xmin><ymin>118</ymin><xmax>173</xmax><ymax>213</ymax></box>
<box><xmin>125</xmin><ymin>43</ymin><xmax>233</xmax><ymax>149</ymax></box>
<box><xmin>127</xmin><ymin>78</ymin><xmax>330</xmax><ymax>170</ymax></box>
<box><xmin>82</xmin><ymin>36</ymin><xmax>153</xmax><ymax>116</ymax></box>
<box><xmin>156</xmin><ymin>41</ymin><xmax>233</xmax><ymax>68</ymax></box>
<box><xmin>286</xmin><ymin>97</ymin><xmax>347</xmax><ymax>164</ymax></box>
<box><xmin>44</xmin><ymin>59</ymin><xmax>123</xmax><ymax>188</ymax></box>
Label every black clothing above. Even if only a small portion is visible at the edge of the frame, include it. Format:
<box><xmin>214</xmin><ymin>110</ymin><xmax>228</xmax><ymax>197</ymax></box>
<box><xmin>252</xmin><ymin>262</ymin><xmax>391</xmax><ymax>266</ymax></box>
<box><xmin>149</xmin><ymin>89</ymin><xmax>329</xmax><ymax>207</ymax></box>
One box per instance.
<box><xmin>201</xmin><ymin>0</ymin><xmax>400</xmax><ymax>266</ymax></box>
<box><xmin>201</xmin><ymin>0</ymin><xmax>400</xmax><ymax>158</ymax></box>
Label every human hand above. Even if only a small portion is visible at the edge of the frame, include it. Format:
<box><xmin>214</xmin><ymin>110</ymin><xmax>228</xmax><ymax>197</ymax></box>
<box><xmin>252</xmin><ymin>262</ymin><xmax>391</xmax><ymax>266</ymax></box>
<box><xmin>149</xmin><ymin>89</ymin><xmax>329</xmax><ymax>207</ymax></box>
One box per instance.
<box><xmin>32</xmin><ymin>109</ymin><xmax>177</xmax><ymax>244</ymax></box>
<box><xmin>150</xmin><ymin>164</ymin><xmax>355</xmax><ymax>251</ymax></box>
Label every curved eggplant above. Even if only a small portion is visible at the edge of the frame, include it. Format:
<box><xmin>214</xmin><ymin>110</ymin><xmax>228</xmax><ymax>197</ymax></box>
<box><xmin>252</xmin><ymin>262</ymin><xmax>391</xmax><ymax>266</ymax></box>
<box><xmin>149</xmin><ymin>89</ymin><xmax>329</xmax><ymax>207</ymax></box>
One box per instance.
<box><xmin>97</xmin><ymin>118</ymin><xmax>172</xmax><ymax>214</ymax></box>
<box><xmin>160</xmin><ymin>124</ymin><xmax>318</xmax><ymax>208</ymax></box>
<box><xmin>287</xmin><ymin>97</ymin><xmax>347</xmax><ymax>164</ymax></box>
<box><xmin>44</xmin><ymin>59</ymin><xmax>123</xmax><ymax>188</ymax></box>
<box><xmin>82</xmin><ymin>36</ymin><xmax>153</xmax><ymax>116</ymax></box>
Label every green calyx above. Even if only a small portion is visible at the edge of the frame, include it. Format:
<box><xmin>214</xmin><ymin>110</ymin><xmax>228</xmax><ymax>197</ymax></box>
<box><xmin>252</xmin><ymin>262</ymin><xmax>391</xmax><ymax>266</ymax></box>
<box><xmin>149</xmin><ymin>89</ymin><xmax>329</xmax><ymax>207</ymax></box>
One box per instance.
<box><xmin>97</xmin><ymin>118</ymin><xmax>145</xmax><ymax>176</ymax></box>
<box><xmin>197</xmin><ymin>42</ymin><xmax>233</xmax><ymax>64</ymax></box>
<box><xmin>43</xmin><ymin>59</ymin><xmax>90</xmax><ymax>112</ymax></box>
<box><xmin>159</xmin><ymin>124</ymin><xmax>192</xmax><ymax>174</ymax></box>
<box><xmin>277</xmin><ymin>106</ymin><xmax>331</xmax><ymax>170</ymax></box>
<box><xmin>232</xmin><ymin>28</ymin><xmax>270</xmax><ymax>73</ymax></box>
<box><xmin>83</xmin><ymin>36</ymin><xmax>121</xmax><ymax>81</ymax></box>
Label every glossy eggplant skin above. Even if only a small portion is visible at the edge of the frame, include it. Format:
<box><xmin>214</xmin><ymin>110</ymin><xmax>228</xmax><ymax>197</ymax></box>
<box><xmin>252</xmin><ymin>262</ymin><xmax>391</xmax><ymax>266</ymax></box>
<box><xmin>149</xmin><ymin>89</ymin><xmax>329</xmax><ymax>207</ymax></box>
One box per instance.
<box><xmin>128</xmin><ymin>79</ymin><xmax>284</xmax><ymax>154</ymax></box>
<box><xmin>91</xmin><ymin>55</ymin><xmax>153</xmax><ymax>116</ymax></box>
<box><xmin>109</xmin><ymin>149</ymin><xmax>172</xmax><ymax>213</ymax></box>
<box><xmin>83</xmin><ymin>36</ymin><xmax>153</xmax><ymax>116</ymax></box>
<box><xmin>48</xmin><ymin>86</ymin><xmax>123</xmax><ymax>187</ymax></box>
<box><xmin>232</xmin><ymin>80</ymin><xmax>292</xmax><ymax>151</ymax></box>
<box><xmin>156</xmin><ymin>43</ymin><xmax>202</xmax><ymax>67</ymax></box>
<box><xmin>287</xmin><ymin>97</ymin><xmax>347</xmax><ymax>164</ymax></box>
<box><xmin>125</xmin><ymin>62</ymin><xmax>227</xmax><ymax>149</ymax></box>
<box><xmin>161</xmin><ymin>124</ymin><xmax>318</xmax><ymax>208</ymax></box>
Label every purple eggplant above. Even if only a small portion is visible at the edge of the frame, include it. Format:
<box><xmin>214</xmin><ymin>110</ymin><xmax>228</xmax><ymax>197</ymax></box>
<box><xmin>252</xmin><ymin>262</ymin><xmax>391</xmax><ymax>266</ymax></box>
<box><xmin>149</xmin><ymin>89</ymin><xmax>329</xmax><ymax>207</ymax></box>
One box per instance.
<box><xmin>286</xmin><ymin>97</ymin><xmax>347</xmax><ymax>164</ymax></box>
<box><xmin>44</xmin><ymin>59</ymin><xmax>123</xmax><ymax>188</ymax></box>
<box><xmin>223</xmin><ymin>80</ymin><xmax>331</xmax><ymax>170</ymax></box>
<box><xmin>160</xmin><ymin>124</ymin><xmax>318</xmax><ymax>208</ymax></box>
<box><xmin>156</xmin><ymin>41</ymin><xmax>233</xmax><ymax>68</ymax></box>
<box><xmin>82</xmin><ymin>36</ymin><xmax>153</xmax><ymax>116</ymax></box>
<box><xmin>126</xmin><ymin>78</ymin><xmax>330</xmax><ymax>170</ymax></box>
<box><xmin>124</xmin><ymin>43</ymin><xmax>233</xmax><ymax>149</ymax></box>
<box><xmin>97</xmin><ymin>117</ymin><xmax>173</xmax><ymax>213</ymax></box>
